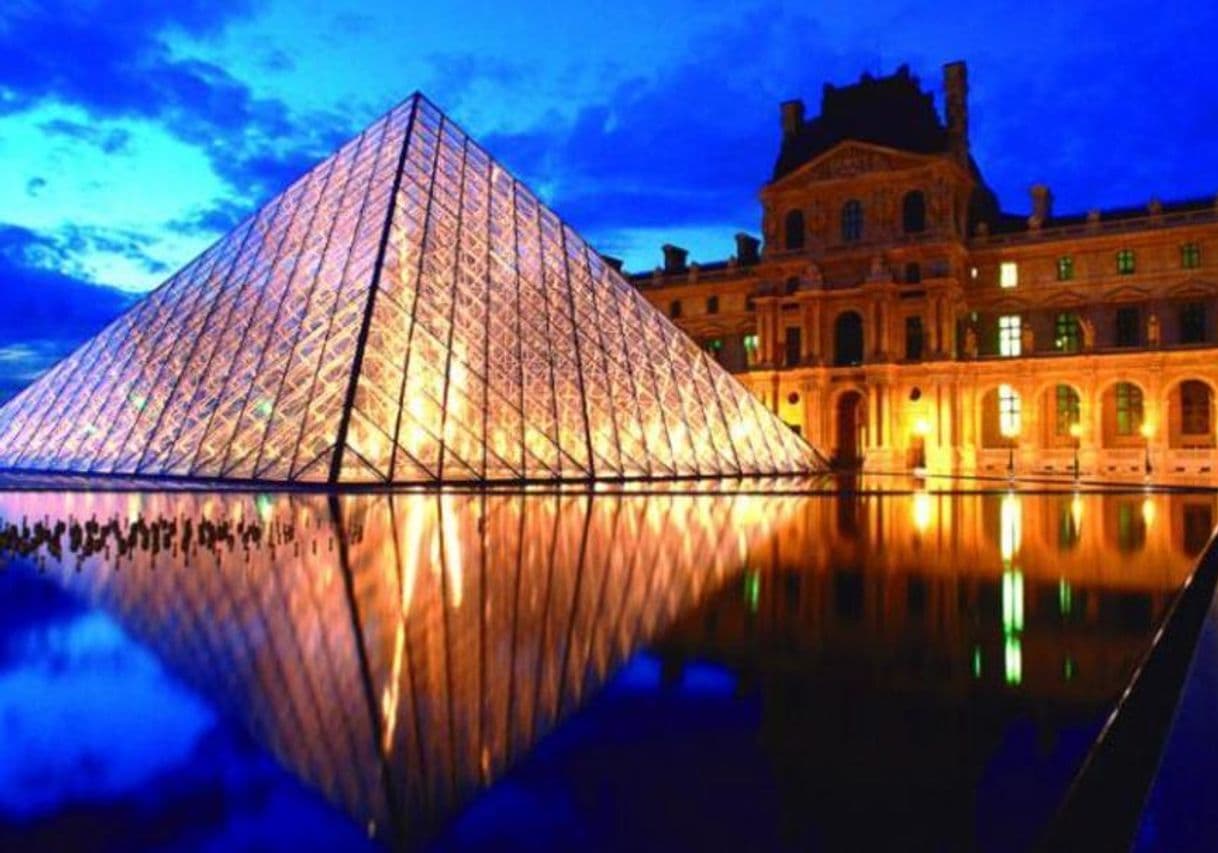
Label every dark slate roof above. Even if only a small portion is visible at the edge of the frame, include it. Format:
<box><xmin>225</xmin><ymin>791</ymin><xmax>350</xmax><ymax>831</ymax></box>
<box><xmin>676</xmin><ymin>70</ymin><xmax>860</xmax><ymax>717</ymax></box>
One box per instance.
<box><xmin>773</xmin><ymin>65</ymin><xmax>948</xmax><ymax>181</ymax></box>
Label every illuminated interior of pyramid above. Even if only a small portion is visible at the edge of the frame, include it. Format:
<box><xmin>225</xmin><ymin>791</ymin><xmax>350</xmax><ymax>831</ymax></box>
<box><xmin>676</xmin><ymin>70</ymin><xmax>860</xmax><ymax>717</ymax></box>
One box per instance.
<box><xmin>0</xmin><ymin>95</ymin><xmax>820</xmax><ymax>485</ymax></box>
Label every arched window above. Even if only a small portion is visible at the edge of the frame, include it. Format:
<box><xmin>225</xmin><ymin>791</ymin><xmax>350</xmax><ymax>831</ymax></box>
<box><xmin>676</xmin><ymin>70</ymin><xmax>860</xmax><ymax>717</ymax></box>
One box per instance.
<box><xmin>1114</xmin><ymin>382</ymin><xmax>1143</xmax><ymax>436</ymax></box>
<box><xmin>784</xmin><ymin>209</ymin><xmax>805</xmax><ymax>251</ymax></box>
<box><xmin>980</xmin><ymin>386</ymin><xmax>1021</xmax><ymax>448</ymax></box>
<box><xmin>902</xmin><ymin>190</ymin><xmax>926</xmax><ymax>234</ymax></box>
<box><xmin>1055</xmin><ymin>385</ymin><xmax>1080</xmax><ymax>435</ymax></box>
<box><xmin>841</xmin><ymin>200</ymin><xmax>863</xmax><ymax>243</ymax></box>
<box><xmin>833</xmin><ymin>311</ymin><xmax>864</xmax><ymax>366</ymax></box>
<box><xmin>1181</xmin><ymin>381</ymin><xmax>1211</xmax><ymax>436</ymax></box>
<box><xmin>998</xmin><ymin>384</ymin><xmax>1021</xmax><ymax>439</ymax></box>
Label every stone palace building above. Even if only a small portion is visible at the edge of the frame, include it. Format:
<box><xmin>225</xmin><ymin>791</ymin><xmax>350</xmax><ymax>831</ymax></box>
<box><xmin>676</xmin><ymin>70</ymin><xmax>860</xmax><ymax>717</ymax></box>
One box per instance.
<box><xmin>628</xmin><ymin>62</ymin><xmax>1218</xmax><ymax>481</ymax></box>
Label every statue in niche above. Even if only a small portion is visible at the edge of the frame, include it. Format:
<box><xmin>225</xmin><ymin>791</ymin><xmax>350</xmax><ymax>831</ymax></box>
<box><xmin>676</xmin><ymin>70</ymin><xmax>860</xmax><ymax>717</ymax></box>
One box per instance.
<box><xmin>1148</xmin><ymin>312</ymin><xmax>1161</xmax><ymax>347</ymax></box>
<box><xmin>1079</xmin><ymin>316</ymin><xmax>1095</xmax><ymax>351</ymax></box>
<box><xmin>1020</xmin><ymin>322</ymin><xmax>1034</xmax><ymax>355</ymax></box>
<box><xmin>964</xmin><ymin>326</ymin><xmax>979</xmax><ymax>359</ymax></box>
<box><xmin>808</xmin><ymin>198</ymin><xmax>826</xmax><ymax>231</ymax></box>
<box><xmin>805</xmin><ymin>262</ymin><xmax>824</xmax><ymax>288</ymax></box>
<box><xmin>867</xmin><ymin>255</ymin><xmax>891</xmax><ymax>282</ymax></box>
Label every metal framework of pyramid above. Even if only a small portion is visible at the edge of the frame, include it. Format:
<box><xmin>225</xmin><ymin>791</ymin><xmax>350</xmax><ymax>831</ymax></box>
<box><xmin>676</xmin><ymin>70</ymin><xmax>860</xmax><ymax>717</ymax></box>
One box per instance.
<box><xmin>0</xmin><ymin>95</ymin><xmax>819</xmax><ymax>485</ymax></box>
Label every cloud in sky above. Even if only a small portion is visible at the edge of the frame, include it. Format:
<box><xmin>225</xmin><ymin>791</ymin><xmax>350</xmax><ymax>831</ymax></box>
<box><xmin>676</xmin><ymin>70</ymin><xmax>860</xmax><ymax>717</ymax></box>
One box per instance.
<box><xmin>0</xmin><ymin>0</ymin><xmax>1216</xmax><ymax>393</ymax></box>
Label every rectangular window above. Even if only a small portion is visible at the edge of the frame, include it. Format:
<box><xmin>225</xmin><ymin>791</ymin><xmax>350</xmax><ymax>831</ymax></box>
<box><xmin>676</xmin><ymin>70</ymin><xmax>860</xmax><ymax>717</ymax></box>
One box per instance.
<box><xmin>1116</xmin><ymin>306</ymin><xmax>1140</xmax><ymax>347</ymax></box>
<box><xmin>706</xmin><ymin>295</ymin><xmax>719</xmax><ymax>314</ymax></box>
<box><xmin>905</xmin><ymin>316</ymin><xmax>924</xmax><ymax>361</ymax></box>
<box><xmin>1000</xmin><ymin>261</ymin><xmax>1019</xmax><ymax>288</ymax></box>
<box><xmin>1055</xmin><ymin>386</ymin><xmax>1080</xmax><ymax>436</ymax></box>
<box><xmin>1116</xmin><ymin>383</ymin><xmax>1144</xmax><ymax>436</ymax></box>
<box><xmin>1054</xmin><ymin>313</ymin><xmax>1080</xmax><ymax>353</ymax></box>
<box><xmin>999</xmin><ymin>384</ymin><xmax>1021</xmax><ymax>437</ymax></box>
<box><xmin>1182</xmin><ymin>242</ymin><xmax>1202</xmax><ymax>269</ymax></box>
<box><xmin>1181</xmin><ymin>302</ymin><xmax>1207</xmax><ymax>344</ymax></box>
<box><xmin>1056</xmin><ymin>256</ymin><xmax>1074</xmax><ymax>281</ymax></box>
<box><xmin>1116</xmin><ymin>249</ymin><xmax>1136</xmax><ymax>275</ymax></box>
<box><xmin>784</xmin><ymin>327</ymin><xmax>802</xmax><ymax>367</ymax></box>
<box><xmin>999</xmin><ymin>315</ymin><xmax>1022</xmax><ymax>357</ymax></box>
<box><xmin>669</xmin><ymin>300</ymin><xmax>682</xmax><ymax>319</ymax></box>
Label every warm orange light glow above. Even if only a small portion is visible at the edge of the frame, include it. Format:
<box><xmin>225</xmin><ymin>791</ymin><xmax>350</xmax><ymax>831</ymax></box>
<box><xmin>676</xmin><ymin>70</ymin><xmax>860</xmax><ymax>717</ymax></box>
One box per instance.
<box><xmin>1142</xmin><ymin>497</ymin><xmax>1157</xmax><ymax>527</ymax></box>
<box><xmin>1140</xmin><ymin>421</ymin><xmax>1155</xmax><ymax>439</ymax></box>
<box><xmin>913</xmin><ymin>417</ymin><xmax>929</xmax><ymax>437</ymax></box>
<box><xmin>912</xmin><ymin>490</ymin><xmax>932</xmax><ymax>533</ymax></box>
<box><xmin>1068</xmin><ymin>422</ymin><xmax>1082</xmax><ymax>439</ymax></box>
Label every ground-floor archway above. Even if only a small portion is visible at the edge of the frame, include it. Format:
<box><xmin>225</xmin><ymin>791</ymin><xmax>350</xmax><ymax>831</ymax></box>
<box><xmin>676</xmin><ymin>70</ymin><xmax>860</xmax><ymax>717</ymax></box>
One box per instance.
<box><xmin>835</xmin><ymin>390</ymin><xmax>866</xmax><ymax>467</ymax></box>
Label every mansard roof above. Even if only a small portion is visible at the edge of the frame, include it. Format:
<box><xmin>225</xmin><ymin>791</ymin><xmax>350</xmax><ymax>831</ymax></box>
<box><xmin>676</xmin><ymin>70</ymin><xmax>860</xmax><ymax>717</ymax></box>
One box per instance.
<box><xmin>773</xmin><ymin>65</ymin><xmax>949</xmax><ymax>181</ymax></box>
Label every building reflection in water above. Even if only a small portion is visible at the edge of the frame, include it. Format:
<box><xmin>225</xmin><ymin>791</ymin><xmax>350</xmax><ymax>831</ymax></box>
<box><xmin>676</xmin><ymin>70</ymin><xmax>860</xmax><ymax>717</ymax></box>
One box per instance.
<box><xmin>651</xmin><ymin>487</ymin><xmax>1213</xmax><ymax>850</ymax></box>
<box><xmin>0</xmin><ymin>485</ymin><xmax>1212</xmax><ymax>849</ymax></box>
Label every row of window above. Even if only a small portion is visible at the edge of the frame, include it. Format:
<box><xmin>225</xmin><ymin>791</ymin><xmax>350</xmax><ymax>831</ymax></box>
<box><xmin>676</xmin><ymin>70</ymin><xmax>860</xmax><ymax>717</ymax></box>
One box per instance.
<box><xmin>754</xmin><ymin>303</ymin><xmax>1207</xmax><ymax>369</ymax></box>
<box><xmin>995</xmin><ymin>303</ymin><xmax>1207</xmax><ymax>356</ymax></box>
<box><xmin>1001</xmin><ymin>380</ymin><xmax>1212</xmax><ymax>438</ymax></box>
<box><xmin>998</xmin><ymin>243</ymin><xmax>1203</xmax><ymax>288</ymax></box>
<box><xmin>783</xmin><ymin>190</ymin><xmax>927</xmax><ymax>251</ymax></box>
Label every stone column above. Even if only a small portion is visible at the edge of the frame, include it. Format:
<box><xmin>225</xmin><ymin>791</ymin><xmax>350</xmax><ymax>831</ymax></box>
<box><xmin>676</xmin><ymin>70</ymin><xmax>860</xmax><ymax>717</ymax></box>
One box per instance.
<box><xmin>809</xmin><ymin>300</ymin><xmax>822</xmax><ymax>364</ymax></box>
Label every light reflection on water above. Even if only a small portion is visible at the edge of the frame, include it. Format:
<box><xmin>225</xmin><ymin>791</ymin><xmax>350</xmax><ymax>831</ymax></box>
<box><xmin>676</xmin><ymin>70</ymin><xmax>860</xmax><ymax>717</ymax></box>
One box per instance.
<box><xmin>0</xmin><ymin>484</ymin><xmax>1211</xmax><ymax>850</ymax></box>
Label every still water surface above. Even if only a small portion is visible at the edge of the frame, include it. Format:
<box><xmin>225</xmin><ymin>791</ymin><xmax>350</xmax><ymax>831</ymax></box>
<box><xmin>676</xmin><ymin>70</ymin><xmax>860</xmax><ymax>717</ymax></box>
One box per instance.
<box><xmin>0</xmin><ymin>480</ymin><xmax>1211</xmax><ymax>850</ymax></box>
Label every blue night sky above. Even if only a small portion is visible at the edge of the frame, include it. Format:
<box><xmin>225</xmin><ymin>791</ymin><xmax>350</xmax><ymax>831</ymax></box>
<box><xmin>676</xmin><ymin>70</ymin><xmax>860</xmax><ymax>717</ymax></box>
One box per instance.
<box><xmin>0</xmin><ymin>0</ymin><xmax>1216</xmax><ymax>400</ymax></box>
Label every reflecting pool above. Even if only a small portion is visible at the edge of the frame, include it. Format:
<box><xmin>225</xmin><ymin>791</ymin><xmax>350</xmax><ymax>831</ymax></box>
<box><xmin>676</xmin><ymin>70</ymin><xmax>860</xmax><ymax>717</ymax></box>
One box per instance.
<box><xmin>0</xmin><ymin>480</ymin><xmax>1212</xmax><ymax>850</ymax></box>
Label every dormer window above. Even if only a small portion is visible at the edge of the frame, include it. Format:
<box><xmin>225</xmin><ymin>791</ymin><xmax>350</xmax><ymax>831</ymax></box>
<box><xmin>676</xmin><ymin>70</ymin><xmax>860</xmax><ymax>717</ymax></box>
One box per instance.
<box><xmin>902</xmin><ymin>190</ymin><xmax>926</xmax><ymax>234</ymax></box>
<box><xmin>784</xmin><ymin>210</ymin><xmax>805</xmax><ymax>251</ymax></box>
<box><xmin>841</xmin><ymin>200</ymin><xmax>863</xmax><ymax>243</ymax></box>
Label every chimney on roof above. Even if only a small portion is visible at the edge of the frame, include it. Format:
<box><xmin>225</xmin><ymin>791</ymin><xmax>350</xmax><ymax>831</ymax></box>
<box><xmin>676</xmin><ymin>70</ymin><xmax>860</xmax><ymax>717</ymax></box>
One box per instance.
<box><xmin>1029</xmin><ymin>184</ymin><xmax>1053</xmax><ymax>227</ymax></box>
<box><xmin>661</xmin><ymin>244</ymin><xmax>688</xmax><ymax>274</ymax></box>
<box><xmin>780</xmin><ymin>99</ymin><xmax>805</xmax><ymax>139</ymax></box>
<box><xmin>735</xmin><ymin>233</ymin><xmax>760</xmax><ymax>266</ymax></box>
<box><xmin>943</xmin><ymin>61</ymin><xmax>969</xmax><ymax>164</ymax></box>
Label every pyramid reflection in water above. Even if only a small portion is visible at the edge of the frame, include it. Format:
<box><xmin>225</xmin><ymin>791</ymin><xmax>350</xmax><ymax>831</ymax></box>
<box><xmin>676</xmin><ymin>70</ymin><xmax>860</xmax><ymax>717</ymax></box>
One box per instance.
<box><xmin>0</xmin><ymin>488</ymin><xmax>797</xmax><ymax>847</ymax></box>
<box><xmin>0</xmin><ymin>95</ymin><xmax>818</xmax><ymax>484</ymax></box>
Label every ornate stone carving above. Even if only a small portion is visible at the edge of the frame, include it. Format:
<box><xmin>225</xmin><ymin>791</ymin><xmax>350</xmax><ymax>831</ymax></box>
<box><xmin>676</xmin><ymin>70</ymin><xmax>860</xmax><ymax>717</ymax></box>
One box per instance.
<box><xmin>1079</xmin><ymin>316</ymin><xmax>1095</xmax><ymax>351</ymax></box>
<box><xmin>806</xmin><ymin>148</ymin><xmax>896</xmax><ymax>180</ymax></box>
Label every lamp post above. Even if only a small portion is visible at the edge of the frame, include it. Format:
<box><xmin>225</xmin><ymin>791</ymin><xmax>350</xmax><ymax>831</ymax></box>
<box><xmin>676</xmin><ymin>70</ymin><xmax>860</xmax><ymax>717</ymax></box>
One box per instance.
<box><xmin>1069</xmin><ymin>421</ymin><xmax>1082</xmax><ymax>481</ymax></box>
<box><xmin>1001</xmin><ymin>421</ymin><xmax>1018</xmax><ymax>480</ymax></box>
<box><xmin>1140</xmin><ymin>421</ymin><xmax>1154</xmax><ymax>479</ymax></box>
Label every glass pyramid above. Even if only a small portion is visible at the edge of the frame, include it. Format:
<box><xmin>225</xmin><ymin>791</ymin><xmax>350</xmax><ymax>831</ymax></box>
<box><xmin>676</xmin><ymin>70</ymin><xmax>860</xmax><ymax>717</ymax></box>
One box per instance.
<box><xmin>0</xmin><ymin>95</ymin><xmax>820</xmax><ymax>484</ymax></box>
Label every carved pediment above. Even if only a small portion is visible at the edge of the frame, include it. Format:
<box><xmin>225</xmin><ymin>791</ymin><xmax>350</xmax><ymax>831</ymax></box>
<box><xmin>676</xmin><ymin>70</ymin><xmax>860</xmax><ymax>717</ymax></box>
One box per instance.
<box><xmin>1166</xmin><ymin>278</ymin><xmax>1218</xmax><ymax>299</ymax></box>
<box><xmin>1105</xmin><ymin>285</ymin><xmax>1153</xmax><ymax>303</ymax></box>
<box><xmin>1038</xmin><ymin>289</ymin><xmax>1088</xmax><ymax>308</ymax></box>
<box><xmin>769</xmin><ymin>141</ymin><xmax>939</xmax><ymax>190</ymax></box>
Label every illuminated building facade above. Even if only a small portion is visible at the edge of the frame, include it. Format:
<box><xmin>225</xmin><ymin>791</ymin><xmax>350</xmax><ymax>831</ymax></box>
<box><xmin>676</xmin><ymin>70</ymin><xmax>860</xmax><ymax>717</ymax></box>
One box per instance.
<box><xmin>632</xmin><ymin>62</ymin><xmax>1218</xmax><ymax>480</ymax></box>
<box><xmin>0</xmin><ymin>95</ymin><xmax>815</xmax><ymax>485</ymax></box>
